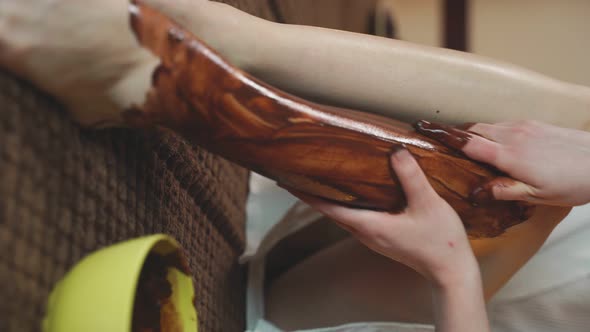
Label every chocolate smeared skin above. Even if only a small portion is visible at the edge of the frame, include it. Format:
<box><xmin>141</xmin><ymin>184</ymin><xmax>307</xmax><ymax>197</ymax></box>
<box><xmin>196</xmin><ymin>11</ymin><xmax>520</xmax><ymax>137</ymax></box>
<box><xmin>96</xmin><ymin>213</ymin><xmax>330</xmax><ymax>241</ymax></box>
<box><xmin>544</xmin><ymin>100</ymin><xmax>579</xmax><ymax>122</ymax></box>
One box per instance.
<box><xmin>414</xmin><ymin>120</ymin><xmax>473</xmax><ymax>151</ymax></box>
<box><xmin>126</xmin><ymin>2</ymin><xmax>534</xmax><ymax>237</ymax></box>
<box><xmin>414</xmin><ymin>120</ymin><xmax>521</xmax><ymax>203</ymax></box>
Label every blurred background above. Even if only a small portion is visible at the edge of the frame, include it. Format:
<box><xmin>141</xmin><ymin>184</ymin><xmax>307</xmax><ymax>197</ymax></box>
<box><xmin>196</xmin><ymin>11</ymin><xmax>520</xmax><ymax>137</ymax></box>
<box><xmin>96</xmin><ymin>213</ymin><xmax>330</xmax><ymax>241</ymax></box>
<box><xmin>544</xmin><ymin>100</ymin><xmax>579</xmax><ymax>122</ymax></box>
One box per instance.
<box><xmin>276</xmin><ymin>0</ymin><xmax>590</xmax><ymax>87</ymax></box>
<box><xmin>378</xmin><ymin>0</ymin><xmax>590</xmax><ymax>86</ymax></box>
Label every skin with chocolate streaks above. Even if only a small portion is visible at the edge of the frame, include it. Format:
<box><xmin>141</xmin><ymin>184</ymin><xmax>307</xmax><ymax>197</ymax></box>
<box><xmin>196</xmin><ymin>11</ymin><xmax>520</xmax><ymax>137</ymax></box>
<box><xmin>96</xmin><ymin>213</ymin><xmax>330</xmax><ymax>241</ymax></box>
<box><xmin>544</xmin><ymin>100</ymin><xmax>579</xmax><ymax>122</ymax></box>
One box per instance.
<box><xmin>126</xmin><ymin>2</ymin><xmax>533</xmax><ymax>238</ymax></box>
<box><xmin>414</xmin><ymin>120</ymin><xmax>474</xmax><ymax>151</ymax></box>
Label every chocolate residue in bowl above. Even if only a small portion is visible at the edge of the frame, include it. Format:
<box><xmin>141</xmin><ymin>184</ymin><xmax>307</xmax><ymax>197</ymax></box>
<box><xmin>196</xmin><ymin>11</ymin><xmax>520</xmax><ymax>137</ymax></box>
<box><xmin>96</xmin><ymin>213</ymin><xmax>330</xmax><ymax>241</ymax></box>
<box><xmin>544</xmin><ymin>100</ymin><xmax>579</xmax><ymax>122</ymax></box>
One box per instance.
<box><xmin>132</xmin><ymin>253</ymin><xmax>188</xmax><ymax>332</ymax></box>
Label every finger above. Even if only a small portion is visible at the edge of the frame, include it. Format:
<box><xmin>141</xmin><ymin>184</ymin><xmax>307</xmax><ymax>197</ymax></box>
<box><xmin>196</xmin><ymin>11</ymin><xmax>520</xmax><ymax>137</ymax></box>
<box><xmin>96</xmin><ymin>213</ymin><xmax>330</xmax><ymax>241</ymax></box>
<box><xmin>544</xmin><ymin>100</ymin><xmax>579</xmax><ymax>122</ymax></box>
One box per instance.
<box><xmin>461</xmin><ymin>135</ymin><xmax>505</xmax><ymax>167</ymax></box>
<box><xmin>415</xmin><ymin>120</ymin><xmax>507</xmax><ymax>157</ymax></box>
<box><xmin>414</xmin><ymin>120</ymin><xmax>508</xmax><ymax>177</ymax></box>
<box><xmin>415</xmin><ymin>121</ymin><xmax>510</xmax><ymax>179</ymax></box>
<box><xmin>283</xmin><ymin>186</ymin><xmax>384</xmax><ymax>232</ymax></box>
<box><xmin>414</xmin><ymin>120</ymin><xmax>472</xmax><ymax>151</ymax></box>
<box><xmin>467</xmin><ymin>123</ymin><xmax>511</xmax><ymax>143</ymax></box>
<box><xmin>471</xmin><ymin>177</ymin><xmax>540</xmax><ymax>203</ymax></box>
<box><xmin>390</xmin><ymin>147</ymin><xmax>438</xmax><ymax>205</ymax></box>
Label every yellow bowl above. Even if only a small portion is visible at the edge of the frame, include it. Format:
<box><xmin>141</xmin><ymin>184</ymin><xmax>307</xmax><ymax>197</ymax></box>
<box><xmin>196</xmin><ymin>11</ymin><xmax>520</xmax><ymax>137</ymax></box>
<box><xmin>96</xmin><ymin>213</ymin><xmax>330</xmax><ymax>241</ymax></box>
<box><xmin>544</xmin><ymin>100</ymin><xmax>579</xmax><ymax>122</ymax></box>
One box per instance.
<box><xmin>43</xmin><ymin>234</ymin><xmax>198</xmax><ymax>332</ymax></box>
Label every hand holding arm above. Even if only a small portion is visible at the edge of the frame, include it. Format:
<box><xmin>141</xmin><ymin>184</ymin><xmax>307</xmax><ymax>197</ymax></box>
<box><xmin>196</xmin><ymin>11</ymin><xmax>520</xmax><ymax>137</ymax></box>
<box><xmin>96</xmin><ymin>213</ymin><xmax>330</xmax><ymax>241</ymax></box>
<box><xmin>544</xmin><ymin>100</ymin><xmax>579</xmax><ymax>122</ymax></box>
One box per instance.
<box><xmin>417</xmin><ymin>120</ymin><xmax>590</xmax><ymax>206</ymax></box>
<box><xmin>289</xmin><ymin>148</ymin><xmax>490</xmax><ymax>332</ymax></box>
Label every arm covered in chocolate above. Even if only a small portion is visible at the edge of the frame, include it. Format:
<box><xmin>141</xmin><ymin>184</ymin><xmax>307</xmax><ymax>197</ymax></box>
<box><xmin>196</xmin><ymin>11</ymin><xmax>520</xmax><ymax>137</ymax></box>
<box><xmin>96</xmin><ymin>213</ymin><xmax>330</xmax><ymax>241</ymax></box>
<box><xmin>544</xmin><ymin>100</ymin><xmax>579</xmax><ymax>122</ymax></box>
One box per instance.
<box><xmin>140</xmin><ymin>0</ymin><xmax>590</xmax><ymax>130</ymax></box>
<box><xmin>127</xmin><ymin>2</ymin><xmax>533</xmax><ymax>238</ymax></box>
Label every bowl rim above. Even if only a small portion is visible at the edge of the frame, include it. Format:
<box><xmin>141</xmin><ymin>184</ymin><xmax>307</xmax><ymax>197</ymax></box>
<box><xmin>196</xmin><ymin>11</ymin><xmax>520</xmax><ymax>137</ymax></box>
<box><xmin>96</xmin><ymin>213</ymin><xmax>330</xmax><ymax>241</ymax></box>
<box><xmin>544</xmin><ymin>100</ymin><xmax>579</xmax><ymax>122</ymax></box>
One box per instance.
<box><xmin>43</xmin><ymin>234</ymin><xmax>193</xmax><ymax>332</ymax></box>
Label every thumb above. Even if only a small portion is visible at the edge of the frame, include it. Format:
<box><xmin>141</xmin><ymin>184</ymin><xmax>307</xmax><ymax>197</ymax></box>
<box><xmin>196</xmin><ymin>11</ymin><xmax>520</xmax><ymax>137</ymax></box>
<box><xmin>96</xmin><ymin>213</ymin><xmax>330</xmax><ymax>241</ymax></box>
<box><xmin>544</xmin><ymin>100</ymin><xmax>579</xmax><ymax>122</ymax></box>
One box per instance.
<box><xmin>390</xmin><ymin>146</ymin><xmax>438</xmax><ymax>206</ymax></box>
<box><xmin>471</xmin><ymin>177</ymin><xmax>539</xmax><ymax>203</ymax></box>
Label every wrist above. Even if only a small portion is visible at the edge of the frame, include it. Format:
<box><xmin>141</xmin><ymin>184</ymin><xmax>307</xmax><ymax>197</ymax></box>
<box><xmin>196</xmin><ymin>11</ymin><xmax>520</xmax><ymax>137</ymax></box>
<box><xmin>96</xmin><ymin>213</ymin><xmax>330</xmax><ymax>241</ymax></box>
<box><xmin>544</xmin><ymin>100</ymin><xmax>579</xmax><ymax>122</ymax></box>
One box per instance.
<box><xmin>430</xmin><ymin>253</ymin><xmax>481</xmax><ymax>291</ymax></box>
<box><xmin>430</xmin><ymin>257</ymin><xmax>490</xmax><ymax>332</ymax></box>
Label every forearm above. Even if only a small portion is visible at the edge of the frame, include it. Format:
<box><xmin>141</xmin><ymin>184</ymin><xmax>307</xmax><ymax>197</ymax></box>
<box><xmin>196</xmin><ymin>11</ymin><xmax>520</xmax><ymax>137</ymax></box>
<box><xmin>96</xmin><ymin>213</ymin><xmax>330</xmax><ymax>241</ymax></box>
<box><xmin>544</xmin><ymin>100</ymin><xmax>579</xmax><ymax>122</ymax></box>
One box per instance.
<box><xmin>432</xmin><ymin>264</ymin><xmax>490</xmax><ymax>332</ymax></box>
<box><xmin>190</xmin><ymin>1</ymin><xmax>590</xmax><ymax>130</ymax></box>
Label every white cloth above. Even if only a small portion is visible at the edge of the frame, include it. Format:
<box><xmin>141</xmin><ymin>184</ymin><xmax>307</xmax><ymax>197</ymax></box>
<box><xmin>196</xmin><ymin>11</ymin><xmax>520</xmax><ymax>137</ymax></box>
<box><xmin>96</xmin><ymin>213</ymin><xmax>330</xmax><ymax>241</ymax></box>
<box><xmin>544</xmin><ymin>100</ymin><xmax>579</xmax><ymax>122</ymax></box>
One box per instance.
<box><xmin>252</xmin><ymin>320</ymin><xmax>435</xmax><ymax>332</ymax></box>
<box><xmin>488</xmin><ymin>204</ymin><xmax>590</xmax><ymax>332</ymax></box>
<box><xmin>244</xmin><ymin>174</ymin><xmax>590</xmax><ymax>332</ymax></box>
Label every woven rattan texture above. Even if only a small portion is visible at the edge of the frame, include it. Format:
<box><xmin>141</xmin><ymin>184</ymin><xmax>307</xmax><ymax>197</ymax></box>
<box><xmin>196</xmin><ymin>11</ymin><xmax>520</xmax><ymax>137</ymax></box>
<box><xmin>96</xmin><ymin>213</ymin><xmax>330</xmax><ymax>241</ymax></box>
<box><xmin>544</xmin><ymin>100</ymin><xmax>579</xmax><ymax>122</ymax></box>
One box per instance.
<box><xmin>0</xmin><ymin>70</ymin><xmax>249</xmax><ymax>331</ymax></box>
<box><xmin>0</xmin><ymin>1</ymin><xmax>379</xmax><ymax>331</ymax></box>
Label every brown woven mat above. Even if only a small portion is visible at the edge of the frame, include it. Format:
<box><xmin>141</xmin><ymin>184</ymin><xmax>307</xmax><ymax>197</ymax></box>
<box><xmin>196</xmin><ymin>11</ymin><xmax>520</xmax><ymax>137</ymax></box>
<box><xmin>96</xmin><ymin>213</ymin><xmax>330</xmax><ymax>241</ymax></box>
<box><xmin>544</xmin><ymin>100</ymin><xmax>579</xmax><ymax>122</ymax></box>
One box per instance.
<box><xmin>0</xmin><ymin>70</ymin><xmax>249</xmax><ymax>332</ymax></box>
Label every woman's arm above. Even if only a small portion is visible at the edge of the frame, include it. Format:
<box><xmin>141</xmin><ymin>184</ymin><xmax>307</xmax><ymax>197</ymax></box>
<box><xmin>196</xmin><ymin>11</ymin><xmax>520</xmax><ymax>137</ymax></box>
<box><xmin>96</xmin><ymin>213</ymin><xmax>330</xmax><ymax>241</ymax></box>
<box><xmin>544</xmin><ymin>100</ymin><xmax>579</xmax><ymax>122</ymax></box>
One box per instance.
<box><xmin>3</xmin><ymin>0</ymin><xmax>588</xmax><ymax>128</ymax></box>
<box><xmin>138</xmin><ymin>0</ymin><xmax>574</xmax><ymax>304</ymax></box>
<box><xmin>0</xmin><ymin>0</ymin><xmax>577</xmax><ymax>304</ymax></box>
<box><xmin>144</xmin><ymin>0</ymin><xmax>590</xmax><ymax>129</ymax></box>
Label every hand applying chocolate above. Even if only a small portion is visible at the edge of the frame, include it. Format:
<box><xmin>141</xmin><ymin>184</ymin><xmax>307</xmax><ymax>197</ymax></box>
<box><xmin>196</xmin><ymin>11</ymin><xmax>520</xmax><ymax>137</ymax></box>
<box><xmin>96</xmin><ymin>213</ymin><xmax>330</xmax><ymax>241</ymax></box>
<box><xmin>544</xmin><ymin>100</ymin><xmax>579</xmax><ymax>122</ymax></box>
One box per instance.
<box><xmin>417</xmin><ymin>120</ymin><xmax>590</xmax><ymax>207</ymax></box>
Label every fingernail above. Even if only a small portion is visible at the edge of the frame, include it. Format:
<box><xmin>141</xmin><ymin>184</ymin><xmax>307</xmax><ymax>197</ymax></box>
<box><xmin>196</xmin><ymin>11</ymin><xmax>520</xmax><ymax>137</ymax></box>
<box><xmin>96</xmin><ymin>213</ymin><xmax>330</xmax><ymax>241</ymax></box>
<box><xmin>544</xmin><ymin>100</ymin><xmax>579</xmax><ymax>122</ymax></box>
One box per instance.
<box><xmin>413</xmin><ymin>120</ymin><xmax>472</xmax><ymax>150</ymax></box>
<box><xmin>470</xmin><ymin>185</ymin><xmax>494</xmax><ymax>203</ymax></box>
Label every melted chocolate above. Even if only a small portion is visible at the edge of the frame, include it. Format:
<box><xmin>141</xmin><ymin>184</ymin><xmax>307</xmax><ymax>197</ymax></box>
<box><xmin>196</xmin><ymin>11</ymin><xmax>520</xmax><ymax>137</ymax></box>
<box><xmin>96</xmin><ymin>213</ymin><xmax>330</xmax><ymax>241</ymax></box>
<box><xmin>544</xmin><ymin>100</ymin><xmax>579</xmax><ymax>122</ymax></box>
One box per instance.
<box><xmin>132</xmin><ymin>252</ymin><xmax>189</xmax><ymax>332</ymax></box>
<box><xmin>414</xmin><ymin>120</ymin><xmax>473</xmax><ymax>151</ymax></box>
<box><xmin>126</xmin><ymin>3</ymin><xmax>535</xmax><ymax>237</ymax></box>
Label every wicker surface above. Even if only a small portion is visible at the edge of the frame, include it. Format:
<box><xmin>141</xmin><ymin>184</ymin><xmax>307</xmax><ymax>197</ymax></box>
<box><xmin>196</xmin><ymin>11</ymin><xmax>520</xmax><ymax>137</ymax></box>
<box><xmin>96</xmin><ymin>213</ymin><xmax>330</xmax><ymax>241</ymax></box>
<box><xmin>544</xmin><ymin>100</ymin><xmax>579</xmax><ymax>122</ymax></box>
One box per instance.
<box><xmin>0</xmin><ymin>1</ymin><xmax>380</xmax><ymax>331</ymax></box>
<box><xmin>0</xmin><ymin>70</ymin><xmax>250</xmax><ymax>332</ymax></box>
